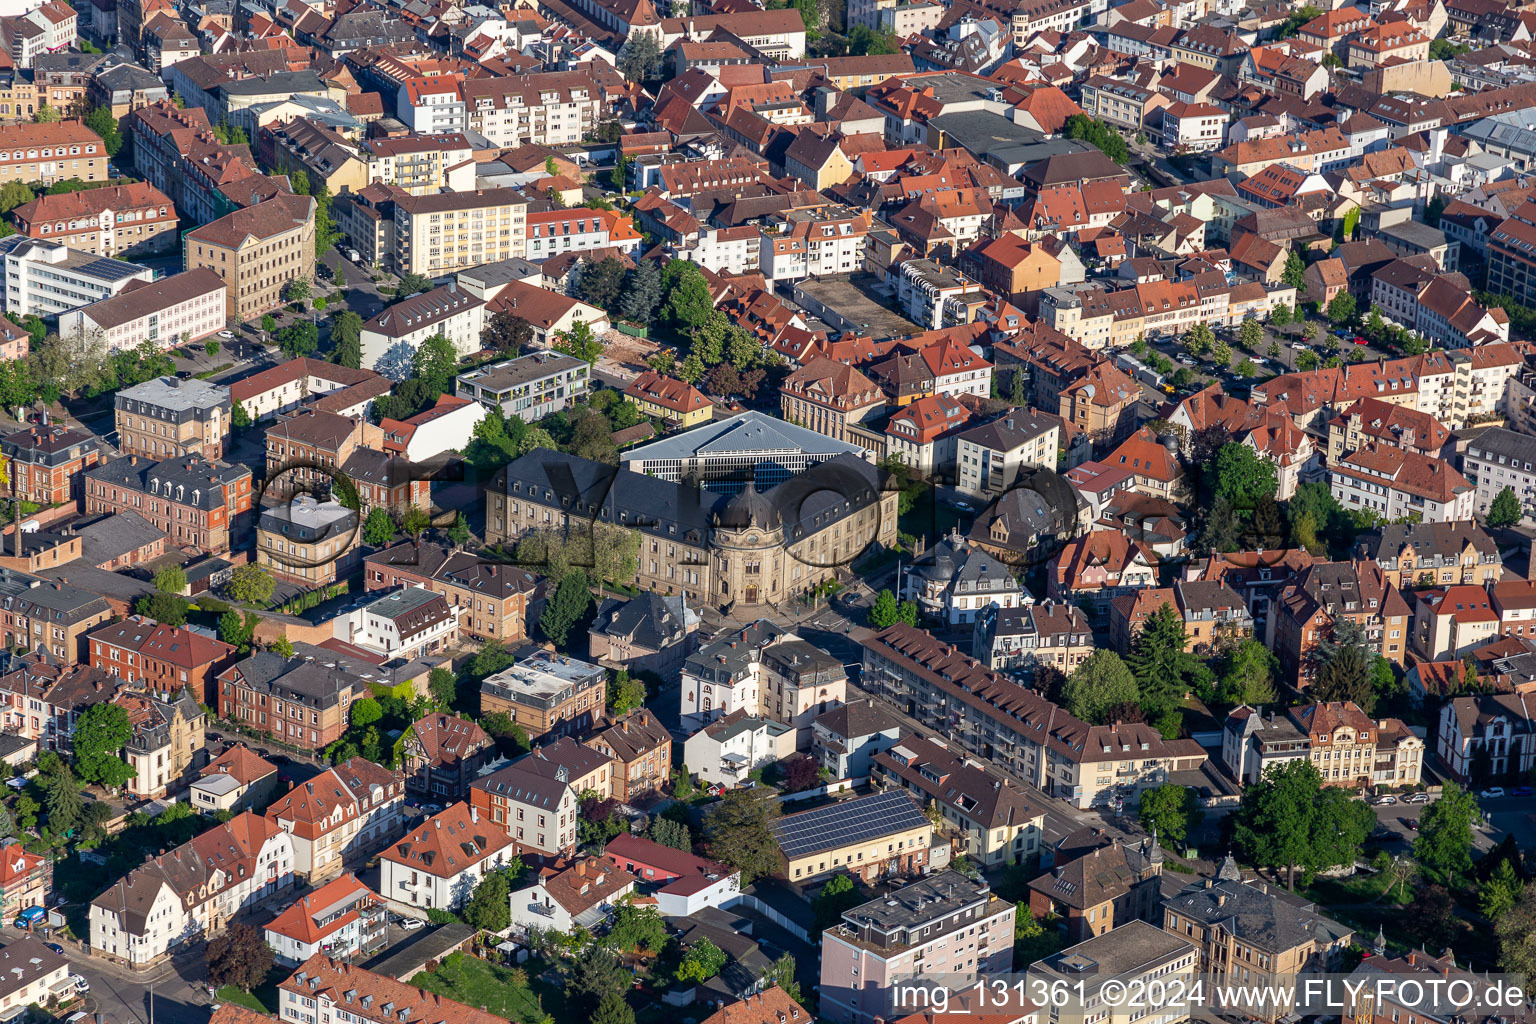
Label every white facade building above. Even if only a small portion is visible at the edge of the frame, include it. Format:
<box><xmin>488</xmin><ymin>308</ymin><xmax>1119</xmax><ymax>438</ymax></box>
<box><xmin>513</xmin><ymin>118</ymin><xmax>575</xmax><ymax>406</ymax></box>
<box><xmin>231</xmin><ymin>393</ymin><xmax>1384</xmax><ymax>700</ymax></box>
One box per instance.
<box><xmin>358</xmin><ymin>283</ymin><xmax>485</xmax><ymax>379</ymax></box>
<box><xmin>682</xmin><ymin>709</ymin><xmax>798</xmax><ymax>788</ymax></box>
<box><xmin>379</xmin><ymin>802</ymin><xmax>518</xmax><ymax>910</ymax></box>
<box><xmin>57</xmin><ymin>268</ymin><xmax>227</xmax><ymax>353</ymax></box>
<box><xmin>0</xmin><ymin>236</ymin><xmax>153</xmax><ymax>317</ymax></box>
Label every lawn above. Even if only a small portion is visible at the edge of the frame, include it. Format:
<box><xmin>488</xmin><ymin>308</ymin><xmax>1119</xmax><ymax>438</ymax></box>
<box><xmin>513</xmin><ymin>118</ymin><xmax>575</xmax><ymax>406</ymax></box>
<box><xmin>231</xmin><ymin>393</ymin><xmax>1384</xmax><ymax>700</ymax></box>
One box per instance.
<box><xmin>411</xmin><ymin>953</ymin><xmax>551</xmax><ymax>1022</ymax></box>
<box><xmin>217</xmin><ymin>966</ymin><xmax>287</xmax><ymax>1014</ymax></box>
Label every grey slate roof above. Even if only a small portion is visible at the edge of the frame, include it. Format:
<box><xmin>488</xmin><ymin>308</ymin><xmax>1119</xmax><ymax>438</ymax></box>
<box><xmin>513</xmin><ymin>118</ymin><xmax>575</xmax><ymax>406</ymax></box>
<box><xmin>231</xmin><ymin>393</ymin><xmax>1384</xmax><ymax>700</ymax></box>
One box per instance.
<box><xmin>619</xmin><ymin>409</ymin><xmax>863</xmax><ymax>464</ymax></box>
<box><xmin>813</xmin><ymin>698</ymin><xmax>902</xmax><ymax>740</ymax></box>
<box><xmin>591</xmin><ymin>592</ymin><xmax>691</xmax><ymax>651</ymax></box>
<box><xmin>75</xmin><ymin>511</ymin><xmax>169</xmax><ymax>566</ymax></box>
<box><xmin>84</xmin><ymin>454</ymin><xmax>249</xmax><ymax>511</ymax></box>
<box><xmin>1162</xmin><ymin>876</ymin><xmax>1353</xmax><ymax>954</ymax></box>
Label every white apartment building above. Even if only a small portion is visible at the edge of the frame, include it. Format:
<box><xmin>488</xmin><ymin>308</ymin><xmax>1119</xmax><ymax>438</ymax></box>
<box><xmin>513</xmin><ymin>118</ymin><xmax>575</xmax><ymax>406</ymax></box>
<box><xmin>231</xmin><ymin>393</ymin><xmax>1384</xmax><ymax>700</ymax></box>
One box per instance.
<box><xmin>0</xmin><ymin>937</ymin><xmax>72</xmax><ymax>1014</ymax></box>
<box><xmin>1330</xmin><ymin>443</ymin><xmax>1476</xmax><ymax>523</ymax></box>
<box><xmin>682</xmin><ymin>709</ymin><xmax>798</xmax><ymax>788</ymax></box>
<box><xmin>263</xmin><ymin>874</ymin><xmax>388</xmax><ymax>966</ymax></box>
<box><xmin>955</xmin><ymin>412</ymin><xmax>1060</xmax><ymax>497</ymax></box>
<box><xmin>1162</xmin><ymin>101</ymin><xmax>1227</xmax><ymax>151</ymax></box>
<box><xmin>463</xmin><ymin>72</ymin><xmax>604</xmax><ymax>148</ymax></box>
<box><xmin>526</xmin><ymin>208</ymin><xmax>643</xmax><ymax>260</ymax></box>
<box><xmin>0</xmin><ymin>236</ymin><xmax>153</xmax><ymax>317</ymax></box>
<box><xmin>469</xmin><ymin>761</ymin><xmax>579</xmax><ymax>858</ymax></box>
<box><xmin>679</xmin><ymin>620</ymin><xmax>848</xmax><ymax>741</ymax></box>
<box><xmin>1463</xmin><ymin>426</ymin><xmax>1536</xmax><ymax>523</ymax></box>
<box><xmin>681</xmin><ymin>226</ymin><xmax>761</xmax><ymax>275</ymax></box>
<box><xmin>57</xmin><ymin>267</ymin><xmax>227</xmax><ymax>353</ymax></box>
<box><xmin>820</xmin><ymin>872</ymin><xmax>1016</xmax><ymax>1024</ymax></box>
<box><xmin>455</xmin><ymin>352</ymin><xmax>590</xmax><ymax>420</ymax></box>
<box><xmin>759</xmin><ymin>207</ymin><xmax>872</xmax><ymax>282</ymax></box>
<box><xmin>360</xmin><ymin>133</ymin><xmax>475</xmax><ymax>195</ymax></box>
<box><xmin>397</xmin><ymin>77</ymin><xmax>467</xmax><ymax>134</ymax></box>
<box><xmin>90</xmin><ymin>812</ymin><xmax>295</xmax><ymax>968</ymax></box>
<box><xmin>359</xmin><ymin>282</ymin><xmax>485</xmax><ymax>376</ymax></box>
<box><xmin>392</xmin><ymin>190</ymin><xmax>528</xmax><ymax>278</ymax></box>
<box><xmin>379</xmin><ymin>802</ymin><xmax>518</xmax><ymax>911</ymax></box>
<box><xmin>895</xmin><ymin>258</ymin><xmax>983</xmax><ymax>329</ymax></box>
<box><xmin>337</xmin><ymin>586</ymin><xmax>460</xmax><ymax>662</ymax></box>
<box><xmin>1026</xmin><ymin>922</ymin><xmax>1198</xmax><ymax>1024</ymax></box>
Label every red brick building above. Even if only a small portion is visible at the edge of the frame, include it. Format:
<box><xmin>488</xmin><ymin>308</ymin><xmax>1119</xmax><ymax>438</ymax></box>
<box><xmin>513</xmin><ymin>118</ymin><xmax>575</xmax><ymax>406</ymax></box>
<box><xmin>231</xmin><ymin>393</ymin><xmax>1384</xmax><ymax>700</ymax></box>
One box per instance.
<box><xmin>363</xmin><ymin>542</ymin><xmax>540</xmax><ymax>643</ymax></box>
<box><xmin>82</xmin><ymin>454</ymin><xmax>253</xmax><ymax>555</ymax></box>
<box><xmin>0</xmin><ymin>423</ymin><xmax>101</xmax><ymax>505</ymax></box>
<box><xmin>86</xmin><ymin>615</ymin><xmax>238</xmax><ymax>703</ymax></box>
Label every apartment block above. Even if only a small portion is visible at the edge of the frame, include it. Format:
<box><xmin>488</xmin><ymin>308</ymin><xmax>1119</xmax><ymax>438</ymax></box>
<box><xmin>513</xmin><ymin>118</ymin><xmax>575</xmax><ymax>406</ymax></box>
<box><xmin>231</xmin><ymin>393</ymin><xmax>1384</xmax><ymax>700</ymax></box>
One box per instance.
<box><xmin>821</xmin><ymin>871</ymin><xmax>1015</xmax><ymax>1024</ymax></box>
<box><xmin>0</xmin><ymin>423</ymin><xmax>100</xmax><ymax>505</ymax></box>
<box><xmin>83</xmin><ymin>454</ymin><xmax>253</xmax><ymax>555</ymax></box>
<box><xmin>0</xmin><ymin>120</ymin><xmax>106</xmax><ymax>184</ymax></box>
<box><xmin>481</xmin><ymin>648</ymin><xmax>606</xmax><ymax>741</ymax></box>
<box><xmin>392</xmin><ymin>189</ymin><xmax>528</xmax><ymax>277</ymax></box>
<box><xmin>13</xmin><ymin>180</ymin><xmax>176</xmax><ymax>258</ymax></box>
<box><xmin>0</xmin><ymin>236</ymin><xmax>151</xmax><ymax>317</ymax></box>
<box><xmin>114</xmin><ymin>376</ymin><xmax>231</xmax><ymax>461</ymax></box>
<box><xmin>256</xmin><ymin>496</ymin><xmax>360</xmax><ymax>586</ymax></box>
<box><xmin>1026</xmin><ymin>922</ymin><xmax>1197</xmax><ymax>1024</ymax></box>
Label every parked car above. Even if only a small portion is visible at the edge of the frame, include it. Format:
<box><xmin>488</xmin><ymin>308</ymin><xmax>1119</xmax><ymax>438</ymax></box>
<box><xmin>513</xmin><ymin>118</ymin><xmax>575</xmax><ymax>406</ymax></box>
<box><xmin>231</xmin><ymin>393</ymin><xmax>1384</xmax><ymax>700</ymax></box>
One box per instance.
<box><xmin>1512</xmin><ymin>786</ymin><xmax>1533</xmax><ymax>797</ymax></box>
<box><xmin>1372</xmin><ymin>795</ymin><xmax>1397</xmax><ymax>805</ymax></box>
<box><xmin>1480</xmin><ymin>786</ymin><xmax>1507</xmax><ymax>799</ymax></box>
<box><xmin>401</xmin><ymin>918</ymin><xmax>425</xmax><ymax>931</ymax></box>
<box><xmin>1353</xmin><ymin>336</ymin><xmax>1368</xmax><ymax>345</ymax></box>
<box><xmin>43</xmin><ymin>943</ymin><xmax>64</xmax><ymax>955</ymax></box>
<box><xmin>218</xmin><ymin>330</ymin><xmax>235</xmax><ymax>339</ymax></box>
<box><xmin>1406</xmin><ymin>818</ymin><xmax>1420</xmax><ymax>830</ymax></box>
<box><xmin>1404</xmin><ymin>792</ymin><xmax>1430</xmax><ymax>804</ymax></box>
<box><xmin>71</xmin><ymin>976</ymin><xmax>89</xmax><ymax>994</ymax></box>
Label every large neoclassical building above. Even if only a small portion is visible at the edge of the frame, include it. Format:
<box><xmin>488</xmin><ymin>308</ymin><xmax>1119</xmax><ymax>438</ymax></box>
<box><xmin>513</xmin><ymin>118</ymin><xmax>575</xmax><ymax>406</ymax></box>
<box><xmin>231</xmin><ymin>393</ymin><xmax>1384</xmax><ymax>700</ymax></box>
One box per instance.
<box><xmin>485</xmin><ymin>449</ymin><xmax>898</xmax><ymax>610</ymax></box>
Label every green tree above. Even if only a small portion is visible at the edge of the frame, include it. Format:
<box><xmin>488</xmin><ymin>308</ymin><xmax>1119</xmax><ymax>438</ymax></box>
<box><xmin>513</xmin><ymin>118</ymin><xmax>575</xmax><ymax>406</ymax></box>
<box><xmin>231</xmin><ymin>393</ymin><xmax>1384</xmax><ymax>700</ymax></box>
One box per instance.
<box><xmin>1327</xmin><ymin>292</ymin><xmax>1357</xmax><ymax>325</ymax></box>
<box><xmin>761</xmin><ymin>954</ymin><xmax>803</xmax><ymax>1003</ymax></box>
<box><xmin>363</xmin><ymin>507</ymin><xmax>395</xmax><ymax>546</ymax></box>
<box><xmin>608</xmin><ymin>899</ymin><xmax>668</xmax><ymax>952</ymax></box>
<box><xmin>227</xmin><ymin>563</ymin><xmax>275</xmax><ymax>604</ymax></box>
<box><xmin>1062</xmin><ymin>114</ymin><xmax>1129</xmax><ymax>164</ymax></box>
<box><xmin>848</xmin><ymin>24</ymin><xmax>898</xmax><ymax>54</ymax></box>
<box><xmin>1239</xmin><ymin>318</ymin><xmax>1263</xmax><ymax>351</ymax></box>
<box><xmin>277</xmin><ymin>320</ymin><xmax>319</xmax><ymax>358</ymax></box>
<box><xmin>218</xmin><ymin>609</ymin><xmax>252</xmax><ymax>648</ymax></box>
<box><xmin>648</xmin><ymin>816</ymin><xmax>691</xmax><ymax>851</ymax></box>
<box><xmin>868</xmin><ymin>589</ymin><xmax>900</xmax><ymax>628</ymax></box>
<box><xmin>397</xmin><ymin>271</ymin><xmax>432</xmax><ymax>297</ymax></box>
<box><xmin>153</xmin><ymin>565</ymin><xmax>187</xmax><ymax>594</ymax></box>
<box><xmin>554</xmin><ymin>320</ymin><xmax>603</xmax><ymax>364</ymax></box>
<box><xmin>592</xmin><ymin>993</ymin><xmax>634</xmax><ymax>1024</ymax></box>
<box><xmin>1138</xmin><ymin>783</ymin><xmax>1202</xmax><ymax>845</ymax></box>
<box><xmin>207</xmin><ymin>922</ymin><xmax>275</xmax><ymax>991</ymax></box>
<box><xmin>42</xmin><ymin>762</ymin><xmax>84</xmax><ymax>836</ymax></box>
<box><xmin>661</xmin><ymin>263</ymin><xmax>714</xmax><ymax>332</ymax></box>
<box><xmin>1270</xmin><ymin>304</ymin><xmax>1292</xmax><ymax>328</ymax></box>
<box><xmin>1060</xmin><ymin>650</ymin><xmax>1139</xmax><ymax>724</ymax></box>
<box><xmin>1234</xmin><ymin>759</ymin><xmax>1373</xmax><ymax>889</ymax></box>
<box><xmin>261</xmin><ymin>314</ymin><xmax>277</xmax><ymax>335</ymax></box>
<box><xmin>72</xmin><ymin>703</ymin><xmax>136</xmax><ymax>789</ymax></box>
<box><xmin>135</xmin><ymin>591</ymin><xmax>189</xmax><ymax>626</ymax></box>
<box><xmin>1414</xmin><ymin>781</ymin><xmax>1480</xmax><ymax>886</ymax></box>
<box><xmin>413</xmin><ymin>334</ymin><xmax>460</xmax><ymax>392</ymax></box>
<box><xmin>1489</xmin><ymin>486</ymin><xmax>1523</xmax><ymax>528</ymax></box>
<box><xmin>1127</xmin><ymin>603</ymin><xmax>1190</xmax><ymax>717</ymax></box>
<box><xmin>703</xmin><ymin>788</ymin><xmax>781</xmax><ymax>884</ymax></box>
<box><xmin>1216</xmin><ymin>639</ymin><xmax>1278</xmax><ymax>706</ymax></box>
<box><xmin>463</xmin><ymin>870</ymin><xmax>514</xmax><ymax>929</ymax></box>
<box><xmin>272</xmin><ymin>635</ymin><xmax>295</xmax><ymax>658</ymax></box>
<box><xmin>619</xmin><ymin>260</ymin><xmax>663</xmax><ymax>323</ymax></box>
<box><xmin>33</xmin><ymin>103</ymin><xmax>59</xmax><ymax>123</ymax></box>
<box><xmin>1496</xmin><ymin>883</ymin><xmax>1536</xmax><ymax>978</ymax></box>
<box><xmin>0</xmin><ymin>181</ymin><xmax>33</xmax><ymax>213</ymax></box>
<box><xmin>539</xmin><ymin>571</ymin><xmax>594</xmax><ymax>648</ymax></box>
<box><xmin>332</xmin><ymin>310</ymin><xmax>364</xmax><ymax>369</ymax></box>
<box><xmin>1211</xmin><ymin>339</ymin><xmax>1232</xmax><ymax>366</ymax></box>
<box><xmin>813</xmin><ymin>872</ymin><xmax>863</xmax><ymax>929</ymax></box>
<box><xmin>568</xmin><ymin>946</ymin><xmax>628</xmax><ymax>1013</ymax></box>
<box><xmin>400</xmin><ymin>505</ymin><xmax>431</xmax><ymax>544</ymax></box>
<box><xmin>1282</xmin><ymin>251</ymin><xmax>1307</xmax><ymax>290</ymax></box>
<box><xmin>577</xmin><ymin>257</ymin><xmax>627</xmax><ymax>312</ymax></box>
<box><xmin>609</xmin><ymin>152</ymin><xmax>629</xmax><ymax>192</ymax></box>
<box><xmin>677</xmin><ymin>938</ymin><xmax>728</xmax><ymax>982</ymax></box>
<box><xmin>350</xmin><ymin>697</ymin><xmax>383</xmax><ymax>729</ymax></box>
<box><xmin>84</xmin><ymin>106</ymin><xmax>123</xmax><ymax>156</ymax></box>
<box><xmin>608</xmin><ymin>669</ymin><xmax>646</xmax><ymax>715</ymax></box>
<box><xmin>1312</xmin><ymin>640</ymin><xmax>1375</xmax><ymax>709</ymax></box>
<box><xmin>1212</xmin><ymin>442</ymin><xmax>1279</xmax><ymax>511</ymax></box>
<box><xmin>1182</xmin><ymin>323</ymin><xmax>1214</xmax><ymax>356</ymax></box>
<box><xmin>284</xmin><ymin>278</ymin><xmax>311</xmax><ymax>303</ymax></box>
<box><xmin>1481</xmin><ymin>858</ymin><xmax>1525</xmax><ymax>920</ymax></box>
<box><xmin>1342</xmin><ymin>205</ymin><xmax>1360</xmax><ymax>240</ymax></box>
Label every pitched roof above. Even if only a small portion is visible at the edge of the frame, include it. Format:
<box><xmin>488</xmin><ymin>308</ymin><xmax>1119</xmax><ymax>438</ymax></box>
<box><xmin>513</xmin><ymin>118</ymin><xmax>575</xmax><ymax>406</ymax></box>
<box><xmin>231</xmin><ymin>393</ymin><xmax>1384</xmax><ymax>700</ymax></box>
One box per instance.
<box><xmin>280</xmin><ymin>956</ymin><xmax>506</xmax><ymax>1024</ymax></box>
<box><xmin>380</xmin><ymin>802</ymin><xmax>514</xmax><ymax>878</ymax></box>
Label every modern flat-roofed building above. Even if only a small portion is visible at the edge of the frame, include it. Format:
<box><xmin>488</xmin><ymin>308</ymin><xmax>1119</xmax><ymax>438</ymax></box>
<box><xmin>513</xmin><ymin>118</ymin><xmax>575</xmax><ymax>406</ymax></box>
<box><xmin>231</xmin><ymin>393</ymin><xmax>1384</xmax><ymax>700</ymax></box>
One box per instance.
<box><xmin>455</xmin><ymin>352</ymin><xmax>590</xmax><ymax>420</ymax></box>
<box><xmin>480</xmin><ymin>648</ymin><xmax>606</xmax><ymax>741</ymax></box>
<box><xmin>57</xmin><ymin>268</ymin><xmax>227</xmax><ymax>353</ymax></box>
<box><xmin>619</xmin><ymin>409</ymin><xmax>867</xmax><ymax>494</ymax></box>
<box><xmin>0</xmin><ymin>235</ymin><xmax>152</xmax><ymax>317</ymax></box>
<box><xmin>821</xmin><ymin>870</ymin><xmax>1014</xmax><ymax>1024</ymax></box>
<box><xmin>114</xmin><ymin>376</ymin><xmax>231</xmax><ymax>461</ymax></box>
<box><xmin>1462</xmin><ymin>425</ymin><xmax>1536</xmax><ymax>524</ymax></box>
<box><xmin>1026</xmin><ymin>921</ymin><xmax>1198</xmax><ymax>1024</ymax></box>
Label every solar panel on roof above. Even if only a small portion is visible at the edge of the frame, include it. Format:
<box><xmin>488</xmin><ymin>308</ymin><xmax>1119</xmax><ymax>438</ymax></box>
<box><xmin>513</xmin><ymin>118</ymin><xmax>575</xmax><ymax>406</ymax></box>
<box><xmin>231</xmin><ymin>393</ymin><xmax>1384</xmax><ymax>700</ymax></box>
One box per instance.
<box><xmin>78</xmin><ymin>257</ymin><xmax>149</xmax><ymax>282</ymax></box>
<box><xmin>770</xmin><ymin>790</ymin><xmax>928</xmax><ymax>859</ymax></box>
